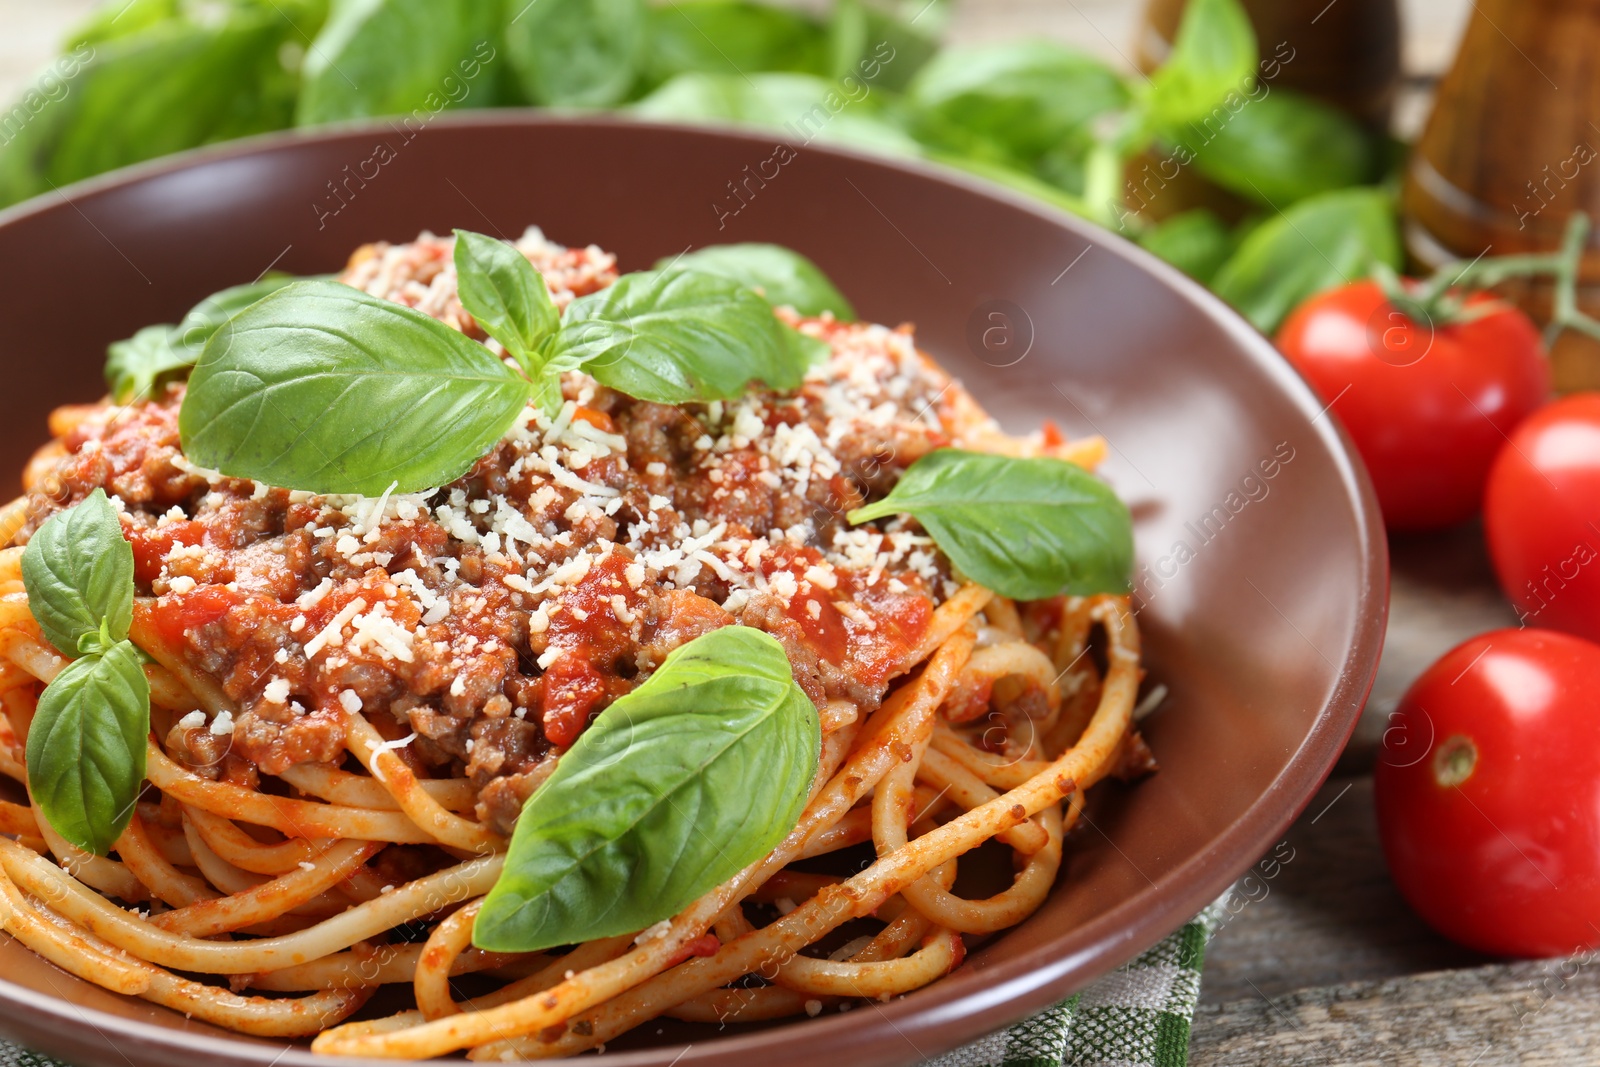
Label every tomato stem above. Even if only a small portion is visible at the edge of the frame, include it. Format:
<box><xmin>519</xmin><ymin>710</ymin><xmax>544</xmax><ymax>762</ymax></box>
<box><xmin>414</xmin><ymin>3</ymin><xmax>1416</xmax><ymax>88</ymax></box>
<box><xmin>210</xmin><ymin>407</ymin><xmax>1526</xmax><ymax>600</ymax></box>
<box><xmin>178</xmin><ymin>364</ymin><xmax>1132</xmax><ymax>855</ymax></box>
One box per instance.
<box><xmin>1551</xmin><ymin>215</ymin><xmax>1600</xmax><ymax>346</ymax></box>
<box><xmin>1375</xmin><ymin>214</ymin><xmax>1600</xmax><ymax>343</ymax></box>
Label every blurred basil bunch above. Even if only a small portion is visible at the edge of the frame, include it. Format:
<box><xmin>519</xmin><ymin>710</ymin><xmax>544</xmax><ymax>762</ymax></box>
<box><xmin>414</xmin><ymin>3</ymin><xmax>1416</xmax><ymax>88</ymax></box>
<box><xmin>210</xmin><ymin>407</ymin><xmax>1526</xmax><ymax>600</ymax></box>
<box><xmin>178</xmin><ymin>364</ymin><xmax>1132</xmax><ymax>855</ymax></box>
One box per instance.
<box><xmin>0</xmin><ymin>0</ymin><xmax>1397</xmax><ymax>333</ymax></box>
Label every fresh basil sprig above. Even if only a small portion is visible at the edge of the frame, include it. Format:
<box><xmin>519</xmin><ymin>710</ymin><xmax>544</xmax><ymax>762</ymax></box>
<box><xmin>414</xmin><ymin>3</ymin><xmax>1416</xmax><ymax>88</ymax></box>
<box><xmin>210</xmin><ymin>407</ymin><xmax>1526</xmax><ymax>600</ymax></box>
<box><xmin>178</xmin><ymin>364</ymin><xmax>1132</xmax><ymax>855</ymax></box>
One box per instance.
<box><xmin>452</xmin><ymin>229</ymin><xmax>559</xmax><ymax>380</ymax></box>
<box><xmin>180</xmin><ymin>231</ymin><xmax>811</xmax><ymax>495</ymax></box>
<box><xmin>642</xmin><ymin>0</ymin><xmax>830</xmax><ymax>90</ymax></box>
<box><xmin>654</xmin><ymin>243</ymin><xmax>845</xmax><ymax>371</ymax></box>
<box><xmin>181</xmin><ymin>279</ymin><xmax>532</xmax><ymax>497</ymax></box>
<box><xmin>1139</xmin><ymin>0</ymin><xmax>1255</xmax><ymax>133</ymax></box>
<box><xmin>655</xmin><ymin>243</ymin><xmax>857</xmax><ymax>321</ymax></box>
<box><xmin>296</xmin><ymin>0</ymin><xmax>504</xmax><ymax>125</ymax></box>
<box><xmin>21</xmin><ymin>488</ymin><xmax>134</xmax><ymax>657</ymax></box>
<box><xmin>550</xmin><ymin>268</ymin><xmax>807</xmax><ymax>405</ymax></box>
<box><xmin>505</xmin><ymin>0</ymin><xmax>645</xmax><ymax>108</ymax></box>
<box><xmin>105</xmin><ymin>272</ymin><xmax>300</xmax><ymax>403</ymax></box>
<box><xmin>1210</xmin><ymin>187</ymin><xmax>1401</xmax><ymax>334</ymax></box>
<box><xmin>21</xmin><ymin>489</ymin><xmax>150</xmax><ymax>856</ymax></box>
<box><xmin>473</xmin><ymin>626</ymin><xmax>820</xmax><ymax>953</ymax></box>
<box><xmin>905</xmin><ymin>41</ymin><xmax>1130</xmax><ymax>163</ymax></box>
<box><xmin>847</xmin><ymin>449</ymin><xmax>1133</xmax><ymax>600</ymax></box>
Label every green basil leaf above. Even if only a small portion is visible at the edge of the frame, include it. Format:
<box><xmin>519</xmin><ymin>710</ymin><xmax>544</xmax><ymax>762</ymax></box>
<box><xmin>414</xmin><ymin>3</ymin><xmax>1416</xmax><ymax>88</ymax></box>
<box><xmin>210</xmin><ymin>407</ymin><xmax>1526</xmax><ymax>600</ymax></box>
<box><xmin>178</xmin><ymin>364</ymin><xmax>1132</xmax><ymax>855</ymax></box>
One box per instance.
<box><xmin>453</xmin><ymin>230</ymin><xmax>559</xmax><ymax>376</ymax></box>
<box><xmin>1179</xmin><ymin>89</ymin><xmax>1377</xmax><ymax>207</ymax></box>
<box><xmin>905</xmin><ymin>42</ymin><xmax>1128</xmax><ymax>162</ymax></box>
<box><xmin>630</xmin><ymin>72</ymin><xmax>923</xmax><ymax>157</ymax></box>
<box><xmin>1211</xmin><ymin>187</ymin><xmax>1400</xmax><ymax>334</ymax></box>
<box><xmin>78</xmin><ymin>619</ymin><xmax>116</xmax><ymax>659</ymax></box>
<box><xmin>181</xmin><ymin>272</ymin><xmax>304</xmax><ymax>338</ymax></box>
<box><xmin>550</xmin><ymin>269</ymin><xmax>807</xmax><ymax>405</ymax></box>
<box><xmin>105</xmin><ymin>273</ymin><xmax>301</xmax><ymax>403</ymax></box>
<box><xmin>26</xmin><ymin>640</ymin><xmax>150</xmax><ymax>856</ymax></box>
<box><xmin>1138</xmin><ymin>208</ymin><xmax>1235</xmax><ymax>285</ymax></box>
<box><xmin>504</xmin><ymin>0</ymin><xmax>643</xmax><ymax>107</ymax></box>
<box><xmin>473</xmin><ymin>626</ymin><xmax>820</xmax><ymax>953</ymax></box>
<box><xmin>21</xmin><ymin>489</ymin><xmax>134</xmax><ymax>658</ymax></box>
<box><xmin>640</xmin><ymin>1</ymin><xmax>830</xmax><ymax>91</ymax></box>
<box><xmin>1144</xmin><ymin>0</ymin><xmax>1255</xmax><ymax>131</ymax></box>
<box><xmin>1033</xmin><ymin>130</ymin><xmax>1099</xmax><ymax>198</ymax></box>
<box><xmin>930</xmin><ymin>152</ymin><xmax>1093</xmax><ymax>219</ymax></box>
<box><xmin>67</xmin><ymin>0</ymin><xmax>182</xmax><ymax>48</ymax></box>
<box><xmin>655</xmin><ymin>243</ymin><xmax>856</xmax><ymax>320</ymax></box>
<box><xmin>848</xmin><ymin>449</ymin><xmax>1132</xmax><ymax>599</ymax></box>
<box><xmin>827</xmin><ymin>0</ymin><xmax>937</xmax><ymax>93</ymax></box>
<box><xmin>105</xmin><ymin>326</ymin><xmax>188</xmax><ymax>406</ymax></box>
<box><xmin>0</xmin><ymin>12</ymin><xmax>306</xmax><ymax>208</ymax></box>
<box><xmin>784</xmin><ymin>324</ymin><xmax>831</xmax><ymax>372</ymax></box>
<box><xmin>180</xmin><ymin>280</ymin><xmax>531</xmax><ymax>495</ymax></box>
<box><xmin>296</xmin><ymin>0</ymin><xmax>503</xmax><ymax>125</ymax></box>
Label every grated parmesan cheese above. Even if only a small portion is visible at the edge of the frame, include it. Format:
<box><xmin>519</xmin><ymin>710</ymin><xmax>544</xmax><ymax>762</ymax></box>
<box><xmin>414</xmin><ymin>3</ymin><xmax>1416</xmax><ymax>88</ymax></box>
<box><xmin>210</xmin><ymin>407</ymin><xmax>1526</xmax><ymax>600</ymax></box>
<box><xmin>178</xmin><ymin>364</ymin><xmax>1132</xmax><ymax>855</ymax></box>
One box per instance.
<box><xmin>296</xmin><ymin>578</ymin><xmax>333</xmax><ymax>609</ymax></box>
<box><xmin>303</xmin><ymin>598</ymin><xmax>366</xmax><ymax>658</ymax></box>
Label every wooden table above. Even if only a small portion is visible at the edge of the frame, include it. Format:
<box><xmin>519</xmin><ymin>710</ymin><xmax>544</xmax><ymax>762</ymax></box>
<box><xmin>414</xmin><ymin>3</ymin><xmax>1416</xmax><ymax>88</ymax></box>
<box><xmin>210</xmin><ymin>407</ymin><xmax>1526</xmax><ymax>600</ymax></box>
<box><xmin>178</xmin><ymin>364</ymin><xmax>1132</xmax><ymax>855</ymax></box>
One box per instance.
<box><xmin>12</xmin><ymin>3</ymin><xmax>1584</xmax><ymax>1065</ymax></box>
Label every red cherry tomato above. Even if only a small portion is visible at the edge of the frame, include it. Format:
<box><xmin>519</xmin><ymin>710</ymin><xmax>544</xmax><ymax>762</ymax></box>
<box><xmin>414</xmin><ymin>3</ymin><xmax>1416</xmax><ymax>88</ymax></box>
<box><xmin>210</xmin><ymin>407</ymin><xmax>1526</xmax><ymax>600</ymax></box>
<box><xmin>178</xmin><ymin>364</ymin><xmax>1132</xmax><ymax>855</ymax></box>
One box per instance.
<box><xmin>1485</xmin><ymin>393</ymin><xmax>1600</xmax><ymax>642</ymax></box>
<box><xmin>1276</xmin><ymin>280</ymin><xmax>1549</xmax><ymax>531</ymax></box>
<box><xmin>1374</xmin><ymin>628</ymin><xmax>1600</xmax><ymax>958</ymax></box>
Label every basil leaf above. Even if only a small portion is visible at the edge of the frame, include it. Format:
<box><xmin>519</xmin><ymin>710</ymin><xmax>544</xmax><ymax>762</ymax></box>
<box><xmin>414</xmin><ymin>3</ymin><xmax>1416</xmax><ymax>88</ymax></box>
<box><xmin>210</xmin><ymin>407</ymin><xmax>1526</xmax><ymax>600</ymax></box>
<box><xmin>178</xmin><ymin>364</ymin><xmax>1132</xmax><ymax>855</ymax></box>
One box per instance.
<box><xmin>784</xmin><ymin>325</ymin><xmax>832</xmax><ymax>373</ymax></box>
<box><xmin>933</xmin><ymin>152</ymin><xmax>1093</xmax><ymax>219</ymax></box>
<box><xmin>550</xmin><ymin>269</ymin><xmax>807</xmax><ymax>405</ymax></box>
<box><xmin>1181</xmin><ymin>90</ymin><xmax>1377</xmax><ymax>207</ymax></box>
<box><xmin>473</xmin><ymin>626</ymin><xmax>820</xmax><ymax>953</ymax></box>
<box><xmin>26</xmin><ymin>640</ymin><xmax>150</xmax><ymax>856</ymax></box>
<box><xmin>0</xmin><ymin>12</ymin><xmax>306</xmax><ymax>208</ymax></box>
<box><xmin>656</xmin><ymin>243</ymin><xmax>855</xmax><ymax>321</ymax></box>
<box><xmin>1138</xmin><ymin>208</ymin><xmax>1235</xmax><ymax>285</ymax></box>
<box><xmin>641</xmin><ymin>0</ymin><xmax>830</xmax><ymax>91</ymax></box>
<box><xmin>827</xmin><ymin>0</ymin><xmax>937</xmax><ymax>93</ymax></box>
<box><xmin>1034</xmin><ymin>130</ymin><xmax>1099</xmax><ymax>197</ymax></box>
<box><xmin>905</xmin><ymin>42</ymin><xmax>1128</xmax><ymax>162</ymax></box>
<box><xmin>296</xmin><ymin>0</ymin><xmax>503</xmax><ymax>125</ymax></box>
<box><xmin>453</xmin><ymin>230</ymin><xmax>559</xmax><ymax>376</ymax></box>
<box><xmin>106</xmin><ymin>326</ymin><xmax>189</xmax><ymax>406</ymax></box>
<box><xmin>1211</xmin><ymin>187</ymin><xmax>1400</xmax><ymax>334</ymax></box>
<box><xmin>504</xmin><ymin>0</ymin><xmax>644</xmax><ymax>107</ymax></box>
<box><xmin>630</xmin><ymin>72</ymin><xmax>923</xmax><ymax>157</ymax></box>
<box><xmin>181</xmin><ymin>272</ymin><xmax>304</xmax><ymax>339</ymax></box>
<box><xmin>21</xmin><ymin>490</ymin><xmax>134</xmax><ymax>658</ymax></box>
<box><xmin>1144</xmin><ymin>0</ymin><xmax>1255</xmax><ymax>130</ymax></box>
<box><xmin>848</xmin><ymin>449</ymin><xmax>1132</xmax><ymax>600</ymax></box>
<box><xmin>67</xmin><ymin>0</ymin><xmax>182</xmax><ymax>48</ymax></box>
<box><xmin>180</xmin><ymin>280</ymin><xmax>531</xmax><ymax>495</ymax></box>
<box><xmin>106</xmin><ymin>272</ymin><xmax>300</xmax><ymax>403</ymax></box>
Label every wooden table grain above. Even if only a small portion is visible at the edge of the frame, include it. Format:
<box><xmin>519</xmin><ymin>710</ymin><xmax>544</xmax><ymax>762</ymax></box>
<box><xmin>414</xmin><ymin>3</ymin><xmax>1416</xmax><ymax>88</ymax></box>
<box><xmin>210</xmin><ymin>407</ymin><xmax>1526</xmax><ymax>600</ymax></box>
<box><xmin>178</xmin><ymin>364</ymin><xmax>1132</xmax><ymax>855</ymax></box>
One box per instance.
<box><xmin>8</xmin><ymin>3</ymin><xmax>1583</xmax><ymax>1066</ymax></box>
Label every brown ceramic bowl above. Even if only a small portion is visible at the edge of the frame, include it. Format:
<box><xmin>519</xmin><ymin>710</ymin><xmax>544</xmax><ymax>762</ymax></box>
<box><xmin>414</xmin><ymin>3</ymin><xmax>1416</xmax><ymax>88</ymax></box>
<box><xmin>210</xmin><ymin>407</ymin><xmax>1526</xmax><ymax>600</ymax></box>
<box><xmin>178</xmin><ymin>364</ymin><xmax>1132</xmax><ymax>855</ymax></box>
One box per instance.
<box><xmin>0</xmin><ymin>116</ymin><xmax>1386</xmax><ymax>1067</ymax></box>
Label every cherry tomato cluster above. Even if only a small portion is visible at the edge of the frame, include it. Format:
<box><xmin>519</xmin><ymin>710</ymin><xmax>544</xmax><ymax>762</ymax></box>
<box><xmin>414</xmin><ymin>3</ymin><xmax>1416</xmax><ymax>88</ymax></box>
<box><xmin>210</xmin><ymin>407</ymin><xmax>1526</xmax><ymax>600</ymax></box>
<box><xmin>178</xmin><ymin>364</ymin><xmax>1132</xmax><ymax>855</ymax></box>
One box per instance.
<box><xmin>1272</xmin><ymin>220</ymin><xmax>1600</xmax><ymax>959</ymax></box>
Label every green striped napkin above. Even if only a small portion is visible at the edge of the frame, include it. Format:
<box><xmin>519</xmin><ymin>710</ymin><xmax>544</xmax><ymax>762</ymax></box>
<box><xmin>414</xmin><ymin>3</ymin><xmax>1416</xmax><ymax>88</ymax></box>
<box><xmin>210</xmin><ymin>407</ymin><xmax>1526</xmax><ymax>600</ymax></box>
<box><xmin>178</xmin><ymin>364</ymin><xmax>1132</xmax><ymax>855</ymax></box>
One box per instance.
<box><xmin>928</xmin><ymin>903</ymin><xmax>1225</xmax><ymax>1067</ymax></box>
<box><xmin>0</xmin><ymin>905</ymin><xmax>1223</xmax><ymax>1067</ymax></box>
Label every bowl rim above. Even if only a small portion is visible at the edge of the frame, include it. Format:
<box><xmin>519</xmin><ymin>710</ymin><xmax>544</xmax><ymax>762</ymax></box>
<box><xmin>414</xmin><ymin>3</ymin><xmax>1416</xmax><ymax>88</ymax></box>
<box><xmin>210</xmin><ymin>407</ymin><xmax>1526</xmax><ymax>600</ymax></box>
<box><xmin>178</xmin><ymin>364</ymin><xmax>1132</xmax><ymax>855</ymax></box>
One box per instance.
<box><xmin>0</xmin><ymin>112</ymin><xmax>1390</xmax><ymax>1067</ymax></box>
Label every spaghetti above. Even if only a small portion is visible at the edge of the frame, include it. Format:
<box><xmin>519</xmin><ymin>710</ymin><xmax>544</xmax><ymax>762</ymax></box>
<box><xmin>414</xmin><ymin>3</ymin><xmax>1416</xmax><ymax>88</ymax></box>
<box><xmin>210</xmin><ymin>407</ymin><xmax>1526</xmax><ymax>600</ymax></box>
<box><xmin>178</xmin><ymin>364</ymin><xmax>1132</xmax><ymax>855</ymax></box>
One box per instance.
<box><xmin>0</xmin><ymin>228</ymin><xmax>1150</xmax><ymax>1057</ymax></box>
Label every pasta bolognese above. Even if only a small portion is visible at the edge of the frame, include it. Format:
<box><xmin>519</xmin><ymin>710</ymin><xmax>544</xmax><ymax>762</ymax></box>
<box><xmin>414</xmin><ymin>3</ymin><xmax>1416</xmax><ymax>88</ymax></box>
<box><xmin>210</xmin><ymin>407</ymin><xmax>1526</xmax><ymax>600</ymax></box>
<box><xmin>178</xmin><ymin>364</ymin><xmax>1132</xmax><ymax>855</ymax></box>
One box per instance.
<box><xmin>0</xmin><ymin>227</ymin><xmax>1151</xmax><ymax>1058</ymax></box>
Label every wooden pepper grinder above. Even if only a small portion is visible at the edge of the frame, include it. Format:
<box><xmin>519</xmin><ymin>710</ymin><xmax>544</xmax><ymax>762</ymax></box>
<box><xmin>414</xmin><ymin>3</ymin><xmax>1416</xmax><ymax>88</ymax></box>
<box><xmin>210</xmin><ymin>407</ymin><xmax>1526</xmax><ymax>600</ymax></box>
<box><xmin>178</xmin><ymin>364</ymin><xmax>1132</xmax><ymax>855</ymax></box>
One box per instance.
<box><xmin>1402</xmin><ymin>0</ymin><xmax>1600</xmax><ymax>391</ymax></box>
<box><xmin>1136</xmin><ymin>0</ymin><xmax>1402</xmax><ymax>130</ymax></box>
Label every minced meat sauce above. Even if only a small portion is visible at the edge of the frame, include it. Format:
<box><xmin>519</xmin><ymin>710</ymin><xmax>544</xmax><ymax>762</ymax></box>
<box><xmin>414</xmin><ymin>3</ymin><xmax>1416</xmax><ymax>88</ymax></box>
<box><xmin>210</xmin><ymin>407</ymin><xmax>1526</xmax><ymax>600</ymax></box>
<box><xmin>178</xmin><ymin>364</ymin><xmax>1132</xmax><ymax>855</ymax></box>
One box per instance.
<box><xmin>18</xmin><ymin>229</ymin><xmax>1023</xmax><ymax>836</ymax></box>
